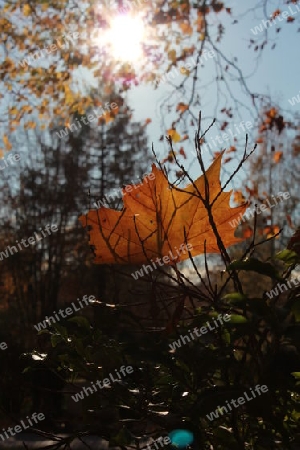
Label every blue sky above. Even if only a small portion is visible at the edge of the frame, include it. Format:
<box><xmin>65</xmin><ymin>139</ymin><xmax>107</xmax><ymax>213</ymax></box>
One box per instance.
<box><xmin>126</xmin><ymin>1</ymin><xmax>300</xmax><ymax>182</ymax></box>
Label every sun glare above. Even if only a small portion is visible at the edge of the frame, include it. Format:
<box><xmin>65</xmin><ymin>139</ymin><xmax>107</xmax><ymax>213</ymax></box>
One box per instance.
<box><xmin>104</xmin><ymin>15</ymin><xmax>145</xmax><ymax>62</ymax></box>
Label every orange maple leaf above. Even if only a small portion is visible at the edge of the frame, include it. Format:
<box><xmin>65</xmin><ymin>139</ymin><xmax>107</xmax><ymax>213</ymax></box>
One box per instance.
<box><xmin>79</xmin><ymin>154</ymin><xmax>247</xmax><ymax>265</ymax></box>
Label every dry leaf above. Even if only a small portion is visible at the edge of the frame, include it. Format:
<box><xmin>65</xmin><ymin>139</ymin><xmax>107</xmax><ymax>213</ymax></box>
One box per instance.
<box><xmin>226</xmin><ymin>146</ymin><xmax>236</xmax><ymax>153</ymax></box>
<box><xmin>167</xmin><ymin>129</ymin><xmax>181</xmax><ymax>143</ymax></box>
<box><xmin>162</xmin><ymin>150</ymin><xmax>176</xmax><ymax>163</ymax></box>
<box><xmin>176</xmin><ymin>102</ymin><xmax>189</xmax><ymax>113</ymax></box>
<box><xmin>23</xmin><ymin>4</ymin><xmax>31</xmax><ymax>16</ymax></box>
<box><xmin>179</xmin><ymin>147</ymin><xmax>187</xmax><ymax>158</ymax></box>
<box><xmin>272</xmin><ymin>9</ymin><xmax>281</xmax><ymax>19</ymax></box>
<box><xmin>233</xmin><ymin>191</ymin><xmax>245</xmax><ymax>204</ymax></box>
<box><xmin>180</xmin><ymin>67</ymin><xmax>190</xmax><ymax>76</ymax></box>
<box><xmin>273</xmin><ymin>151</ymin><xmax>283</xmax><ymax>163</ymax></box>
<box><xmin>168</xmin><ymin>49</ymin><xmax>177</xmax><ymax>62</ymax></box>
<box><xmin>180</xmin><ymin>22</ymin><xmax>193</xmax><ymax>35</ymax></box>
<box><xmin>3</xmin><ymin>135</ymin><xmax>12</xmax><ymax>150</ymax></box>
<box><xmin>79</xmin><ymin>153</ymin><xmax>247</xmax><ymax>264</ymax></box>
<box><xmin>242</xmin><ymin>226</ymin><xmax>253</xmax><ymax>239</ymax></box>
<box><xmin>286</xmin><ymin>214</ymin><xmax>294</xmax><ymax>229</ymax></box>
<box><xmin>213</xmin><ymin>151</ymin><xmax>222</xmax><ymax>159</ymax></box>
<box><xmin>263</xmin><ymin>225</ymin><xmax>280</xmax><ymax>239</ymax></box>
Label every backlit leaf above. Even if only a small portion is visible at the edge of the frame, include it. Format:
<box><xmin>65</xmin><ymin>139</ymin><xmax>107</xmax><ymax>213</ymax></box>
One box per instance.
<box><xmin>176</xmin><ymin>102</ymin><xmax>189</xmax><ymax>113</ymax></box>
<box><xmin>168</xmin><ymin>49</ymin><xmax>177</xmax><ymax>62</ymax></box>
<box><xmin>273</xmin><ymin>151</ymin><xmax>283</xmax><ymax>163</ymax></box>
<box><xmin>23</xmin><ymin>4</ymin><xmax>31</xmax><ymax>16</ymax></box>
<box><xmin>180</xmin><ymin>22</ymin><xmax>193</xmax><ymax>35</ymax></box>
<box><xmin>79</xmin><ymin>153</ymin><xmax>247</xmax><ymax>264</ymax></box>
<box><xmin>3</xmin><ymin>135</ymin><xmax>12</xmax><ymax>150</ymax></box>
<box><xmin>167</xmin><ymin>129</ymin><xmax>181</xmax><ymax>143</ymax></box>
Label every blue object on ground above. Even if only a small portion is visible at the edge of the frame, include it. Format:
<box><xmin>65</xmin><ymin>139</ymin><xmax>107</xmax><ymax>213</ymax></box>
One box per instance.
<box><xmin>168</xmin><ymin>429</ymin><xmax>194</xmax><ymax>448</ymax></box>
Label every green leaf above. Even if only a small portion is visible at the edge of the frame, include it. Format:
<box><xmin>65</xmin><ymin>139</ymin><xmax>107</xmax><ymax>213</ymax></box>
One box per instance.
<box><xmin>52</xmin><ymin>323</ymin><xmax>68</xmax><ymax>339</ymax></box>
<box><xmin>36</xmin><ymin>329</ymin><xmax>50</xmax><ymax>335</ymax></box>
<box><xmin>227</xmin><ymin>258</ymin><xmax>282</xmax><ymax>281</ymax></box>
<box><xmin>223</xmin><ymin>293</ymin><xmax>248</xmax><ymax>303</ymax></box>
<box><xmin>68</xmin><ymin>316</ymin><xmax>90</xmax><ymax>330</ymax></box>
<box><xmin>109</xmin><ymin>427</ymin><xmax>132</xmax><ymax>446</ymax></box>
<box><xmin>228</xmin><ymin>314</ymin><xmax>248</xmax><ymax>324</ymax></box>
<box><xmin>276</xmin><ymin>249</ymin><xmax>300</xmax><ymax>265</ymax></box>
<box><xmin>51</xmin><ymin>334</ymin><xmax>63</xmax><ymax>347</ymax></box>
<box><xmin>291</xmin><ymin>372</ymin><xmax>300</xmax><ymax>379</ymax></box>
<box><xmin>292</xmin><ymin>299</ymin><xmax>300</xmax><ymax>322</ymax></box>
<box><xmin>73</xmin><ymin>337</ymin><xmax>85</xmax><ymax>357</ymax></box>
<box><xmin>221</xmin><ymin>328</ymin><xmax>231</xmax><ymax>344</ymax></box>
<box><xmin>213</xmin><ymin>426</ymin><xmax>240</xmax><ymax>450</ymax></box>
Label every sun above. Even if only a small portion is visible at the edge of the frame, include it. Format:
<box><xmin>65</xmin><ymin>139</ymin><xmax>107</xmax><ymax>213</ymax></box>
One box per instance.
<box><xmin>105</xmin><ymin>15</ymin><xmax>145</xmax><ymax>62</ymax></box>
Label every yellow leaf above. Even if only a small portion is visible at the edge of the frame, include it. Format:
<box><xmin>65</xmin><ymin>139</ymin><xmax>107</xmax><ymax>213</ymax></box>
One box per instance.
<box><xmin>23</xmin><ymin>4</ymin><xmax>31</xmax><ymax>16</ymax></box>
<box><xmin>167</xmin><ymin>129</ymin><xmax>181</xmax><ymax>143</ymax></box>
<box><xmin>9</xmin><ymin>107</ymin><xmax>18</xmax><ymax>115</ymax></box>
<box><xmin>263</xmin><ymin>225</ymin><xmax>280</xmax><ymax>239</ymax></box>
<box><xmin>64</xmin><ymin>85</ymin><xmax>74</xmax><ymax>105</ymax></box>
<box><xmin>3</xmin><ymin>135</ymin><xmax>12</xmax><ymax>150</ymax></box>
<box><xmin>180</xmin><ymin>67</ymin><xmax>190</xmax><ymax>76</ymax></box>
<box><xmin>168</xmin><ymin>49</ymin><xmax>177</xmax><ymax>62</ymax></box>
<box><xmin>180</xmin><ymin>22</ymin><xmax>193</xmax><ymax>35</ymax></box>
<box><xmin>102</xmin><ymin>112</ymin><xmax>113</xmax><ymax>124</ymax></box>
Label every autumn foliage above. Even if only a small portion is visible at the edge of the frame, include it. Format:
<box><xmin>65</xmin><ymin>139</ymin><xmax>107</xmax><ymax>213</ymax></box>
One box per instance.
<box><xmin>79</xmin><ymin>152</ymin><xmax>247</xmax><ymax>265</ymax></box>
